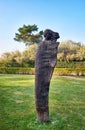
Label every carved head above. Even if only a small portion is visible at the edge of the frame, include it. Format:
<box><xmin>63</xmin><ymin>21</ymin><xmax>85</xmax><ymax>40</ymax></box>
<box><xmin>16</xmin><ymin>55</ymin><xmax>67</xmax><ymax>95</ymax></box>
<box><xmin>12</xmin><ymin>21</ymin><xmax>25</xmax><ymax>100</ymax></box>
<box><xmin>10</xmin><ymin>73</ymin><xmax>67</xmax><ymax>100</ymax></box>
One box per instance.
<box><xmin>44</xmin><ymin>29</ymin><xmax>60</xmax><ymax>41</ymax></box>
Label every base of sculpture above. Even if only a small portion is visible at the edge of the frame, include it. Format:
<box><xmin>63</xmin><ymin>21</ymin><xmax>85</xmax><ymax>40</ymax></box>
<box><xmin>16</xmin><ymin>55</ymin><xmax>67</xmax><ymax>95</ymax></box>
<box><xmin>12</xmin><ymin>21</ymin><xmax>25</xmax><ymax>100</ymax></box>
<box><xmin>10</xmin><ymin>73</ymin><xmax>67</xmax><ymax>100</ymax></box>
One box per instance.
<box><xmin>37</xmin><ymin>110</ymin><xmax>49</xmax><ymax>122</ymax></box>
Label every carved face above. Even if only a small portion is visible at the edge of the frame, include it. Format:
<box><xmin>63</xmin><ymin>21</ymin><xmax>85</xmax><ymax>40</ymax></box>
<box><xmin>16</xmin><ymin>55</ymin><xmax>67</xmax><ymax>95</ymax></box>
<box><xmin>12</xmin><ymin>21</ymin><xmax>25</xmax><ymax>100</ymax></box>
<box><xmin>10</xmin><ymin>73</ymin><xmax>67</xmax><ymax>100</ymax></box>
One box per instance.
<box><xmin>44</xmin><ymin>29</ymin><xmax>60</xmax><ymax>41</ymax></box>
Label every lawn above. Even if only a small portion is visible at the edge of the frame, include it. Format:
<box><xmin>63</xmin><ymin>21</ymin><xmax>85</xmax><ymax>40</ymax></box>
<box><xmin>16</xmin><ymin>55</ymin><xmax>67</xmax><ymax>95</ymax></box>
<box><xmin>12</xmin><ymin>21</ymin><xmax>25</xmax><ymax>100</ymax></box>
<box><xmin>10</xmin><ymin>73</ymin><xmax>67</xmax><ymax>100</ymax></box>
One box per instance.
<box><xmin>0</xmin><ymin>74</ymin><xmax>85</xmax><ymax>130</ymax></box>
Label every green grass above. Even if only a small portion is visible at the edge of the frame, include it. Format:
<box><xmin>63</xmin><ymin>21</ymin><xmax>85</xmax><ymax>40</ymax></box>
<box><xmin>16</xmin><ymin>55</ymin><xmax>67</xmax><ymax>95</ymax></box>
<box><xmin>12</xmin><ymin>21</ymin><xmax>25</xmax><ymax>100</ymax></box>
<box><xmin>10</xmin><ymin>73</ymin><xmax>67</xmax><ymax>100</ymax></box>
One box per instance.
<box><xmin>0</xmin><ymin>74</ymin><xmax>85</xmax><ymax>130</ymax></box>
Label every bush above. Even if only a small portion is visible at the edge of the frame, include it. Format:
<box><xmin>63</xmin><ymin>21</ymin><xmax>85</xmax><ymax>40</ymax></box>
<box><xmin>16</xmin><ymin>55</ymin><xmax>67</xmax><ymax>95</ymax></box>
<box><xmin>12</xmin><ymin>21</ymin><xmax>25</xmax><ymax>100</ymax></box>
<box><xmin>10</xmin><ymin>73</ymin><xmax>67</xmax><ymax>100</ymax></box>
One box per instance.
<box><xmin>0</xmin><ymin>67</ymin><xmax>35</xmax><ymax>75</ymax></box>
<box><xmin>0</xmin><ymin>67</ymin><xmax>85</xmax><ymax>76</ymax></box>
<box><xmin>54</xmin><ymin>68</ymin><xmax>85</xmax><ymax>76</ymax></box>
<box><xmin>56</xmin><ymin>61</ymin><xmax>85</xmax><ymax>68</ymax></box>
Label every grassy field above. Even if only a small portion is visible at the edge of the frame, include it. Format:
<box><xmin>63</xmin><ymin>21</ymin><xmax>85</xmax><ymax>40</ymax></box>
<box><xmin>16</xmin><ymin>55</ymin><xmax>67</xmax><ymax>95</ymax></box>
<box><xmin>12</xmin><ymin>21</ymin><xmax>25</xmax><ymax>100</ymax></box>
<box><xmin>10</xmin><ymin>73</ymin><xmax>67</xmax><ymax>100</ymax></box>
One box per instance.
<box><xmin>0</xmin><ymin>74</ymin><xmax>85</xmax><ymax>130</ymax></box>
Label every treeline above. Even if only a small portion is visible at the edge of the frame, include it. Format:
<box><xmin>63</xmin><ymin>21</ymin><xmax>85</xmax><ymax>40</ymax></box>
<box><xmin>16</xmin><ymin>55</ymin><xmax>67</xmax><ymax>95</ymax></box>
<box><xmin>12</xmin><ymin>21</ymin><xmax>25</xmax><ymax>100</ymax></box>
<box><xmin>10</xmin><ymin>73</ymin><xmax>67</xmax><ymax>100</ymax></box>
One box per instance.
<box><xmin>0</xmin><ymin>40</ymin><xmax>85</xmax><ymax>68</ymax></box>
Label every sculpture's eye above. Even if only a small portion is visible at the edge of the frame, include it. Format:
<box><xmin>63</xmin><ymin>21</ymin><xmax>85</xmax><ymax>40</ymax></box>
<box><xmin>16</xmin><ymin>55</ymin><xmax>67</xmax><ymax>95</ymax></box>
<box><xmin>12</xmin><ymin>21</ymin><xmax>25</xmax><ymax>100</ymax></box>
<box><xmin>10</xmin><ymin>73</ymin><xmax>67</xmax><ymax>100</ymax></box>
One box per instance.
<box><xmin>45</xmin><ymin>33</ymin><xmax>52</xmax><ymax>40</ymax></box>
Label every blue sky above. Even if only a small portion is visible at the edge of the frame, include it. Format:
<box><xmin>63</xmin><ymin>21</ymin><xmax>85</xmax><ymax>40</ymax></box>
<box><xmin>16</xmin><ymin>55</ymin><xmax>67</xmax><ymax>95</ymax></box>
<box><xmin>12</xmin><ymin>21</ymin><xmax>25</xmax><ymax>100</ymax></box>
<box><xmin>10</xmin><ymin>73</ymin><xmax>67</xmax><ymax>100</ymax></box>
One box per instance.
<box><xmin>0</xmin><ymin>0</ymin><xmax>85</xmax><ymax>55</ymax></box>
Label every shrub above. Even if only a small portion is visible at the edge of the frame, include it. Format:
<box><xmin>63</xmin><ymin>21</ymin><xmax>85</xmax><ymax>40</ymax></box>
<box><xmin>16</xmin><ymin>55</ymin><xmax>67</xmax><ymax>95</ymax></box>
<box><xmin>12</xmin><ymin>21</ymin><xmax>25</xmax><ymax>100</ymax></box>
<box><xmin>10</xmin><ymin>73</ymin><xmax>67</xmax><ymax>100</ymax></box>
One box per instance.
<box><xmin>0</xmin><ymin>67</ymin><xmax>35</xmax><ymax>75</ymax></box>
<box><xmin>56</xmin><ymin>61</ymin><xmax>85</xmax><ymax>68</ymax></box>
<box><xmin>54</xmin><ymin>68</ymin><xmax>85</xmax><ymax>76</ymax></box>
<box><xmin>0</xmin><ymin>67</ymin><xmax>85</xmax><ymax>76</ymax></box>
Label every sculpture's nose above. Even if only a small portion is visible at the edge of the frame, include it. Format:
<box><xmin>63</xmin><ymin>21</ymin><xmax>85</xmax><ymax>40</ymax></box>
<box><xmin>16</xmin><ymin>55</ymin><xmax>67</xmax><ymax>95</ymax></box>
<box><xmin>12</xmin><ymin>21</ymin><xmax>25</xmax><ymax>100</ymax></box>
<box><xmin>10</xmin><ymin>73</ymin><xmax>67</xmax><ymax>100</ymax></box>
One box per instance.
<box><xmin>54</xmin><ymin>32</ymin><xmax>60</xmax><ymax>39</ymax></box>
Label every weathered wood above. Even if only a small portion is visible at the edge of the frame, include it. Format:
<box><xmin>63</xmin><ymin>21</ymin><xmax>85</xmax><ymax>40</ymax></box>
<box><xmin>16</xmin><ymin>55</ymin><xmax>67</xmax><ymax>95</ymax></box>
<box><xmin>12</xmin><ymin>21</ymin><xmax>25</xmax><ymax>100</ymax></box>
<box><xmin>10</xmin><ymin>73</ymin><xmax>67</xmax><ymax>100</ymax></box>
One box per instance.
<box><xmin>35</xmin><ymin>29</ymin><xmax>60</xmax><ymax>122</ymax></box>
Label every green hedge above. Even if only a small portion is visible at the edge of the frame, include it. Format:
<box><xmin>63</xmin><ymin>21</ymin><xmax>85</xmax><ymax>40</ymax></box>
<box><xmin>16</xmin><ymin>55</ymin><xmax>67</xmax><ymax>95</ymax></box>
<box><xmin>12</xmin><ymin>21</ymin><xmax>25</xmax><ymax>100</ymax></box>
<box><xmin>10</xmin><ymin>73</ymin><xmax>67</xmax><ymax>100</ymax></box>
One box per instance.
<box><xmin>56</xmin><ymin>61</ymin><xmax>85</xmax><ymax>68</ymax></box>
<box><xmin>0</xmin><ymin>61</ymin><xmax>85</xmax><ymax>68</ymax></box>
<box><xmin>0</xmin><ymin>67</ymin><xmax>35</xmax><ymax>75</ymax></box>
<box><xmin>54</xmin><ymin>68</ymin><xmax>85</xmax><ymax>76</ymax></box>
<box><xmin>0</xmin><ymin>67</ymin><xmax>85</xmax><ymax>76</ymax></box>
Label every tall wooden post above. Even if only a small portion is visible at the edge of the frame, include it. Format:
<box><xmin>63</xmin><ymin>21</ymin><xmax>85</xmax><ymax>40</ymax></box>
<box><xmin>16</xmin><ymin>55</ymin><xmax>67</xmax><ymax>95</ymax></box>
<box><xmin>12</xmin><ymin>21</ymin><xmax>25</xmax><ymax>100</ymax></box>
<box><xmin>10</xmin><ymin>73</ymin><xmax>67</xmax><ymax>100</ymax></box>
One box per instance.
<box><xmin>35</xmin><ymin>29</ymin><xmax>60</xmax><ymax>122</ymax></box>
